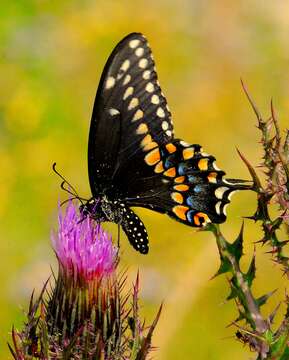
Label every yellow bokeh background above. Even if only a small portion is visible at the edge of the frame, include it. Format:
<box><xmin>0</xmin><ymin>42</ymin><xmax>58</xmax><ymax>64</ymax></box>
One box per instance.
<box><xmin>1</xmin><ymin>1</ymin><xmax>289</xmax><ymax>359</ymax></box>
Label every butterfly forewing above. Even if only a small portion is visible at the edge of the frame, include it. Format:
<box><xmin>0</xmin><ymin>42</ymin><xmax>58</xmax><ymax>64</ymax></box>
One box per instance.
<box><xmin>88</xmin><ymin>33</ymin><xmax>173</xmax><ymax>197</ymax></box>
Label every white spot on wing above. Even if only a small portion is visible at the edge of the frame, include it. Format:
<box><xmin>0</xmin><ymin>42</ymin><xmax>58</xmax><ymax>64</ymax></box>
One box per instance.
<box><xmin>123</xmin><ymin>86</ymin><xmax>134</xmax><ymax>100</ymax></box>
<box><xmin>108</xmin><ymin>108</ymin><xmax>120</xmax><ymax>116</ymax></box>
<box><xmin>162</xmin><ymin>121</ymin><xmax>169</xmax><ymax>130</ymax></box>
<box><xmin>121</xmin><ymin>59</ymin><xmax>130</xmax><ymax>72</ymax></box>
<box><xmin>123</xmin><ymin>74</ymin><xmax>131</xmax><ymax>85</ymax></box>
<box><xmin>105</xmin><ymin>76</ymin><xmax>115</xmax><ymax>89</ymax></box>
<box><xmin>213</xmin><ymin>162</ymin><xmax>221</xmax><ymax>171</ymax></box>
<box><xmin>215</xmin><ymin>187</ymin><xmax>229</xmax><ymax>199</ymax></box>
<box><xmin>145</xmin><ymin>82</ymin><xmax>154</xmax><ymax>93</ymax></box>
<box><xmin>143</xmin><ymin>70</ymin><xmax>150</xmax><ymax>79</ymax></box>
<box><xmin>151</xmin><ymin>94</ymin><xmax>160</xmax><ymax>104</ymax></box>
<box><xmin>128</xmin><ymin>97</ymin><xmax>139</xmax><ymax>110</ymax></box>
<box><xmin>166</xmin><ymin>130</ymin><xmax>172</xmax><ymax>137</ymax></box>
<box><xmin>129</xmin><ymin>39</ymin><xmax>140</xmax><ymax>48</ymax></box>
<box><xmin>157</xmin><ymin>107</ymin><xmax>165</xmax><ymax>118</ymax></box>
<box><xmin>135</xmin><ymin>47</ymin><xmax>144</xmax><ymax>57</ymax></box>
<box><xmin>215</xmin><ymin>201</ymin><xmax>222</xmax><ymax>215</ymax></box>
<box><xmin>139</xmin><ymin>58</ymin><xmax>148</xmax><ymax>69</ymax></box>
<box><xmin>180</xmin><ymin>141</ymin><xmax>190</xmax><ymax>147</ymax></box>
<box><xmin>132</xmin><ymin>109</ymin><xmax>144</xmax><ymax>121</ymax></box>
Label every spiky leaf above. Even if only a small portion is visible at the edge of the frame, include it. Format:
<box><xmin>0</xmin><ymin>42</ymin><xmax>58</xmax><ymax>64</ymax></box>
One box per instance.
<box><xmin>228</xmin><ymin>223</ymin><xmax>244</xmax><ymax>263</ymax></box>
<box><xmin>245</xmin><ymin>253</ymin><xmax>256</xmax><ymax>288</ymax></box>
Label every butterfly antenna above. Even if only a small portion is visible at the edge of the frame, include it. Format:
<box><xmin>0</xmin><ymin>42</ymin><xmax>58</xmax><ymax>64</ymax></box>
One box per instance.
<box><xmin>53</xmin><ymin>163</ymin><xmax>79</xmax><ymax>195</ymax></box>
<box><xmin>60</xmin><ymin>181</ymin><xmax>76</xmax><ymax>197</ymax></box>
<box><xmin>60</xmin><ymin>197</ymin><xmax>78</xmax><ymax>207</ymax></box>
<box><xmin>53</xmin><ymin>162</ymin><xmax>86</xmax><ymax>204</ymax></box>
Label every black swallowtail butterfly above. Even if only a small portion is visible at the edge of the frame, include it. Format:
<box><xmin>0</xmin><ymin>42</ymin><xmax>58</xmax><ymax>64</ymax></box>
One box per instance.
<box><xmin>78</xmin><ymin>33</ymin><xmax>249</xmax><ymax>254</ymax></box>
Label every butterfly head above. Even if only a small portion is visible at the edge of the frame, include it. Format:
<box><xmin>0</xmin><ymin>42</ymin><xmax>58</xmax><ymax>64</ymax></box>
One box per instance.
<box><xmin>79</xmin><ymin>198</ymin><xmax>105</xmax><ymax>221</ymax></box>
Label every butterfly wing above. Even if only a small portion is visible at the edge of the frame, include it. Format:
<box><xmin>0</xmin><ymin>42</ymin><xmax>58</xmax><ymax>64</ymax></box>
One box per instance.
<box><xmin>88</xmin><ymin>32</ymin><xmax>248</xmax><ymax>241</ymax></box>
<box><xmin>88</xmin><ymin>32</ymin><xmax>173</xmax><ymax>197</ymax></box>
<box><xmin>125</xmin><ymin>139</ymin><xmax>246</xmax><ymax>226</ymax></box>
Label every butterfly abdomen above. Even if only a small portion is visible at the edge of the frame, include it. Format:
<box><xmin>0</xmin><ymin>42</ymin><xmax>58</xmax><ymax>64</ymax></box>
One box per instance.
<box><xmin>120</xmin><ymin>206</ymin><xmax>149</xmax><ymax>254</ymax></box>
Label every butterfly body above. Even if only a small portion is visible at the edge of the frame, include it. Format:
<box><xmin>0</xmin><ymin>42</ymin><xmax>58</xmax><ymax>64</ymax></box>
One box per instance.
<box><xmin>80</xmin><ymin>198</ymin><xmax>149</xmax><ymax>254</ymax></box>
<box><xmin>84</xmin><ymin>32</ymin><xmax>249</xmax><ymax>254</ymax></box>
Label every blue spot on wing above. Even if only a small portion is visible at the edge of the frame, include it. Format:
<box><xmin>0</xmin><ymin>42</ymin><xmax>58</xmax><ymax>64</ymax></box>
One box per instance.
<box><xmin>164</xmin><ymin>154</ymin><xmax>176</xmax><ymax>169</ymax></box>
<box><xmin>178</xmin><ymin>162</ymin><xmax>191</xmax><ymax>175</ymax></box>
<box><xmin>193</xmin><ymin>185</ymin><xmax>203</xmax><ymax>193</ymax></box>
<box><xmin>186</xmin><ymin>196</ymin><xmax>194</xmax><ymax>207</ymax></box>
<box><xmin>187</xmin><ymin>210</ymin><xmax>196</xmax><ymax>223</ymax></box>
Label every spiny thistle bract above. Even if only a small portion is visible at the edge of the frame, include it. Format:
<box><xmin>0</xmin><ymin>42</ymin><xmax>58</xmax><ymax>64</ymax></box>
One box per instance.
<box><xmin>9</xmin><ymin>201</ymin><xmax>162</xmax><ymax>359</ymax></box>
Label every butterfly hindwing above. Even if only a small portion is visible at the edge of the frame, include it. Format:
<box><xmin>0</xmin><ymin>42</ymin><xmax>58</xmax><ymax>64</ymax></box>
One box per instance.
<box><xmin>125</xmin><ymin>139</ymin><xmax>240</xmax><ymax>226</ymax></box>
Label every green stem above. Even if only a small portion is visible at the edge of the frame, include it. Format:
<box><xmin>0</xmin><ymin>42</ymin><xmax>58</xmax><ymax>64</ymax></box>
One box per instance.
<box><xmin>214</xmin><ymin>225</ymin><xmax>268</xmax><ymax>334</ymax></box>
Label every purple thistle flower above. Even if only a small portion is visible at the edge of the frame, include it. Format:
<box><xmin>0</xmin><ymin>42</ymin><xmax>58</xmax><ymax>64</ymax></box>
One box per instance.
<box><xmin>46</xmin><ymin>201</ymin><xmax>121</xmax><ymax>348</ymax></box>
<box><xmin>52</xmin><ymin>201</ymin><xmax>118</xmax><ymax>282</ymax></box>
<box><xmin>9</xmin><ymin>200</ymin><xmax>161</xmax><ymax>359</ymax></box>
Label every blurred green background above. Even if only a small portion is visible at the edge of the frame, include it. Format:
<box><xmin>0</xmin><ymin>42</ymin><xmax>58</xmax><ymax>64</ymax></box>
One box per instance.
<box><xmin>1</xmin><ymin>1</ymin><xmax>289</xmax><ymax>358</ymax></box>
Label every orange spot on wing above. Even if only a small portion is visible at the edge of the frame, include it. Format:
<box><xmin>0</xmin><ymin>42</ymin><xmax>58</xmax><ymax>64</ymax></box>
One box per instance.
<box><xmin>144</xmin><ymin>148</ymin><xmax>160</xmax><ymax>166</ymax></box>
<box><xmin>198</xmin><ymin>158</ymin><xmax>208</xmax><ymax>170</ymax></box>
<box><xmin>183</xmin><ymin>148</ymin><xmax>195</xmax><ymax>160</ymax></box>
<box><xmin>174</xmin><ymin>184</ymin><xmax>189</xmax><ymax>192</ymax></box>
<box><xmin>207</xmin><ymin>172</ymin><xmax>218</xmax><ymax>183</ymax></box>
<box><xmin>154</xmin><ymin>161</ymin><xmax>164</xmax><ymax>173</ymax></box>
<box><xmin>136</xmin><ymin>123</ymin><xmax>148</xmax><ymax>135</ymax></box>
<box><xmin>166</xmin><ymin>143</ymin><xmax>177</xmax><ymax>153</ymax></box>
<box><xmin>173</xmin><ymin>205</ymin><xmax>189</xmax><ymax>220</ymax></box>
<box><xmin>141</xmin><ymin>134</ymin><xmax>158</xmax><ymax>151</ymax></box>
<box><xmin>141</xmin><ymin>134</ymin><xmax>152</xmax><ymax>147</ymax></box>
<box><xmin>163</xmin><ymin>167</ymin><xmax>176</xmax><ymax>177</ymax></box>
<box><xmin>143</xmin><ymin>141</ymin><xmax>158</xmax><ymax>151</ymax></box>
<box><xmin>174</xmin><ymin>176</ymin><xmax>185</xmax><ymax>183</ymax></box>
<box><xmin>194</xmin><ymin>212</ymin><xmax>210</xmax><ymax>226</ymax></box>
<box><xmin>171</xmin><ymin>192</ymin><xmax>183</xmax><ymax>204</ymax></box>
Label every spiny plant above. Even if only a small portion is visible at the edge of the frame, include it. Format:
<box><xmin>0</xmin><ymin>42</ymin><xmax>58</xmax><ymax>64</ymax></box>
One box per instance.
<box><xmin>207</xmin><ymin>82</ymin><xmax>289</xmax><ymax>360</ymax></box>
<box><xmin>8</xmin><ymin>202</ymin><xmax>162</xmax><ymax>360</ymax></box>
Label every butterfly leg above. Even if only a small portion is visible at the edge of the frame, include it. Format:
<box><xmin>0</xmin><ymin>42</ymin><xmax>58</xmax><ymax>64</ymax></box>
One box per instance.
<box><xmin>117</xmin><ymin>224</ymin><xmax>120</xmax><ymax>248</ymax></box>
